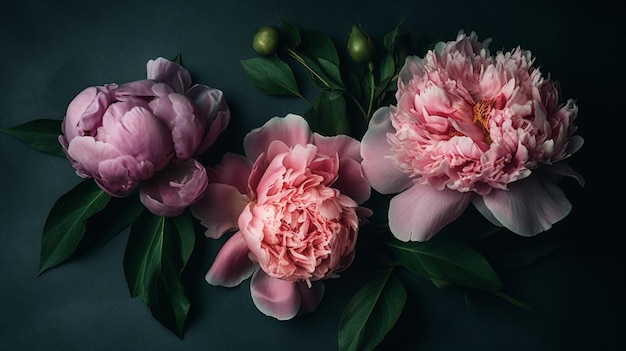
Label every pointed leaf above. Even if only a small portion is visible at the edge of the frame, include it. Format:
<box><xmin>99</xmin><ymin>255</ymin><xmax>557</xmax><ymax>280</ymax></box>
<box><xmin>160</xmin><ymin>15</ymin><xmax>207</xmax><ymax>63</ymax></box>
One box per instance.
<box><xmin>492</xmin><ymin>291</ymin><xmax>534</xmax><ymax>311</ymax></box>
<box><xmin>1</xmin><ymin>119</ymin><xmax>64</xmax><ymax>157</ymax></box>
<box><xmin>301</xmin><ymin>30</ymin><xmax>340</xmax><ymax>65</ymax></box>
<box><xmin>305</xmin><ymin>91</ymin><xmax>347</xmax><ymax>135</ymax></box>
<box><xmin>299</xmin><ymin>52</ymin><xmax>345</xmax><ymax>91</ymax></box>
<box><xmin>280</xmin><ymin>18</ymin><xmax>301</xmax><ymax>47</ymax></box>
<box><xmin>81</xmin><ymin>195</ymin><xmax>145</xmax><ymax>248</ymax></box>
<box><xmin>338</xmin><ymin>268</ymin><xmax>406</xmax><ymax>351</ymax></box>
<box><xmin>240</xmin><ymin>57</ymin><xmax>301</xmax><ymax>96</ymax></box>
<box><xmin>124</xmin><ymin>210</ymin><xmax>195</xmax><ymax>338</ymax></box>
<box><xmin>387</xmin><ymin>236</ymin><xmax>503</xmax><ymax>291</ymax></box>
<box><xmin>171</xmin><ymin>53</ymin><xmax>182</xmax><ymax>65</ymax></box>
<box><xmin>39</xmin><ymin>180</ymin><xmax>111</xmax><ymax>274</ymax></box>
<box><xmin>477</xmin><ymin>230</ymin><xmax>563</xmax><ymax>272</ymax></box>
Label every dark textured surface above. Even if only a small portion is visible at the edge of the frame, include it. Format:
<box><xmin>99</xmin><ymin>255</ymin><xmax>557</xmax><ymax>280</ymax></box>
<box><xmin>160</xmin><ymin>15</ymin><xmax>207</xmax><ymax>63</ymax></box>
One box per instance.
<box><xmin>1</xmin><ymin>1</ymin><xmax>624</xmax><ymax>350</ymax></box>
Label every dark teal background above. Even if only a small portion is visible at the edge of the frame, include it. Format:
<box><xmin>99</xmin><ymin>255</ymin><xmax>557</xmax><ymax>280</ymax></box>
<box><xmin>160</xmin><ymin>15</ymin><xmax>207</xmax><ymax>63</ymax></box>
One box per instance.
<box><xmin>1</xmin><ymin>0</ymin><xmax>624</xmax><ymax>350</ymax></box>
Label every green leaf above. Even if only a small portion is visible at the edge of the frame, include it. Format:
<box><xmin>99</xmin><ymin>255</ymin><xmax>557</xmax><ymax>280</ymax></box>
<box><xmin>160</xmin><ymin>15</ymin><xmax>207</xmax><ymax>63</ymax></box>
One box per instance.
<box><xmin>338</xmin><ymin>268</ymin><xmax>406</xmax><ymax>351</ymax></box>
<box><xmin>387</xmin><ymin>236</ymin><xmax>503</xmax><ymax>291</ymax></box>
<box><xmin>305</xmin><ymin>91</ymin><xmax>347</xmax><ymax>135</ymax></box>
<box><xmin>280</xmin><ymin>18</ymin><xmax>301</xmax><ymax>47</ymax></box>
<box><xmin>124</xmin><ymin>210</ymin><xmax>195</xmax><ymax>338</ymax></box>
<box><xmin>240</xmin><ymin>57</ymin><xmax>301</xmax><ymax>96</ymax></box>
<box><xmin>477</xmin><ymin>231</ymin><xmax>563</xmax><ymax>272</ymax></box>
<box><xmin>492</xmin><ymin>291</ymin><xmax>534</xmax><ymax>311</ymax></box>
<box><xmin>171</xmin><ymin>53</ymin><xmax>182</xmax><ymax>65</ymax></box>
<box><xmin>82</xmin><ymin>195</ymin><xmax>145</xmax><ymax>247</ymax></box>
<box><xmin>301</xmin><ymin>30</ymin><xmax>340</xmax><ymax>65</ymax></box>
<box><xmin>299</xmin><ymin>53</ymin><xmax>345</xmax><ymax>91</ymax></box>
<box><xmin>0</xmin><ymin>119</ymin><xmax>64</xmax><ymax>157</ymax></box>
<box><xmin>38</xmin><ymin>180</ymin><xmax>111</xmax><ymax>275</ymax></box>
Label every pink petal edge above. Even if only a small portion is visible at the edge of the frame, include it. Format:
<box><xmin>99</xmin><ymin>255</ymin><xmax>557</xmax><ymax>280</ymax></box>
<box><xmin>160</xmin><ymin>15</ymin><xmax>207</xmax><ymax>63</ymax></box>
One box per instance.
<box><xmin>389</xmin><ymin>183</ymin><xmax>472</xmax><ymax>241</ymax></box>
<box><xmin>250</xmin><ymin>270</ymin><xmax>301</xmax><ymax>321</ymax></box>
<box><xmin>205</xmin><ymin>231</ymin><xmax>256</xmax><ymax>287</ymax></box>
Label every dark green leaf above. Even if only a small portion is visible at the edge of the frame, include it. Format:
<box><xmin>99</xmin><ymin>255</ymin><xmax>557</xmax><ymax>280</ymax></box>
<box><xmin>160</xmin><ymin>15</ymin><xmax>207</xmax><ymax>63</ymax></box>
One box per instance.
<box><xmin>1</xmin><ymin>119</ymin><xmax>64</xmax><ymax>157</ymax></box>
<box><xmin>305</xmin><ymin>91</ymin><xmax>347</xmax><ymax>135</ymax></box>
<box><xmin>240</xmin><ymin>57</ymin><xmax>301</xmax><ymax>96</ymax></box>
<box><xmin>82</xmin><ymin>195</ymin><xmax>145</xmax><ymax>248</ymax></box>
<box><xmin>345</xmin><ymin>70</ymin><xmax>362</xmax><ymax>99</ymax></box>
<box><xmin>280</xmin><ymin>18</ymin><xmax>301</xmax><ymax>47</ymax></box>
<box><xmin>301</xmin><ymin>30</ymin><xmax>340</xmax><ymax>65</ymax></box>
<box><xmin>477</xmin><ymin>231</ymin><xmax>563</xmax><ymax>272</ymax></box>
<box><xmin>298</xmin><ymin>52</ymin><xmax>345</xmax><ymax>91</ymax></box>
<box><xmin>338</xmin><ymin>268</ymin><xmax>406</xmax><ymax>351</ymax></box>
<box><xmin>124</xmin><ymin>210</ymin><xmax>195</xmax><ymax>338</ymax></box>
<box><xmin>38</xmin><ymin>180</ymin><xmax>111</xmax><ymax>275</ymax></box>
<box><xmin>373</xmin><ymin>51</ymin><xmax>396</xmax><ymax>101</ymax></box>
<box><xmin>171</xmin><ymin>53</ymin><xmax>182</xmax><ymax>65</ymax></box>
<box><xmin>492</xmin><ymin>291</ymin><xmax>534</xmax><ymax>311</ymax></box>
<box><xmin>387</xmin><ymin>236</ymin><xmax>503</xmax><ymax>291</ymax></box>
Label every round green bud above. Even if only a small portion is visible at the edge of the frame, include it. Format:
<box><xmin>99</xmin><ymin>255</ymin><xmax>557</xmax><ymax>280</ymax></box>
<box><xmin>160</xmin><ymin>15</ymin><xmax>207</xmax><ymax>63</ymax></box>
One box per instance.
<box><xmin>252</xmin><ymin>25</ymin><xmax>281</xmax><ymax>56</ymax></box>
<box><xmin>347</xmin><ymin>23</ymin><xmax>376</xmax><ymax>64</ymax></box>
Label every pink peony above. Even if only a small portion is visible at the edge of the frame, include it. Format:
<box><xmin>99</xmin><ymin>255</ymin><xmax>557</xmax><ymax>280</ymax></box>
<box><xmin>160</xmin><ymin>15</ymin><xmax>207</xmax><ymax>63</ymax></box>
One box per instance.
<box><xmin>361</xmin><ymin>31</ymin><xmax>584</xmax><ymax>241</ymax></box>
<box><xmin>139</xmin><ymin>159</ymin><xmax>209</xmax><ymax>217</ymax></box>
<box><xmin>191</xmin><ymin>114</ymin><xmax>371</xmax><ymax>320</ymax></box>
<box><xmin>59</xmin><ymin>57</ymin><xmax>229</xmax><ymax>215</ymax></box>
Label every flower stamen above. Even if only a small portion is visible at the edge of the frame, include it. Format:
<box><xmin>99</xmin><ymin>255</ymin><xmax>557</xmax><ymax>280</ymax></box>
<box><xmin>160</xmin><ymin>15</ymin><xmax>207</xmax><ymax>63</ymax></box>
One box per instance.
<box><xmin>473</xmin><ymin>97</ymin><xmax>496</xmax><ymax>144</ymax></box>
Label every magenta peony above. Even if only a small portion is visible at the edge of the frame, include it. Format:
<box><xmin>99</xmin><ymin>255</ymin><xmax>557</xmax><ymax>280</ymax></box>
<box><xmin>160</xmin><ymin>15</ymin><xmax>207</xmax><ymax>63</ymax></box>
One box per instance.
<box><xmin>59</xmin><ymin>57</ymin><xmax>229</xmax><ymax>215</ymax></box>
<box><xmin>191</xmin><ymin>114</ymin><xmax>371</xmax><ymax>320</ymax></box>
<box><xmin>361</xmin><ymin>31</ymin><xmax>584</xmax><ymax>242</ymax></box>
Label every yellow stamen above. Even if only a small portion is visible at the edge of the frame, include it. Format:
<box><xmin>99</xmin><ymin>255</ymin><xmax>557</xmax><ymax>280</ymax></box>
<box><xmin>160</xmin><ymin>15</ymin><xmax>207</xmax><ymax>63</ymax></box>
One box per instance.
<box><xmin>473</xmin><ymin>97</ymin><xmax>496</xmax><ymax>144</ymax></box>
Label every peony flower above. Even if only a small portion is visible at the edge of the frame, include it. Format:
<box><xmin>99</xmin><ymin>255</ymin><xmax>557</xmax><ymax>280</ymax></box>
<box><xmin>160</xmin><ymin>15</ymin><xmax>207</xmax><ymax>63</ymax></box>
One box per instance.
<box><xmin>139</xmin><ymin>159</ymin><xmax>209</xmax><ymax>217</ymax></box>
<box><xmin>59</xmin><ymin>57</ymin><xmax>229</xmax><ymax>214</ymax></box>
<box><xmin>361</xmin><ymin>31</ymin><xmax>584</xmax><ymax>242</ymax></box>
<box><xmin>191</xmin><ymin>114</ymin><xmax>371</xmax><ymax>320</ymax></box>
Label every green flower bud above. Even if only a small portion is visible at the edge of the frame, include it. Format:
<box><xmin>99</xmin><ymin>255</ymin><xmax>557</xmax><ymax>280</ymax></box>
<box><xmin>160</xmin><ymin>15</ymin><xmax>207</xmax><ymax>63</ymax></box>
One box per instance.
<box><xmin>252</xmin><ymin>25</ymin><xmax>281</xmax><ymax>56</ymax></box>
<box><xmin>347</xmin><ymin>23</ymin><xmax>376</xmax><ymax>64</ymax></box>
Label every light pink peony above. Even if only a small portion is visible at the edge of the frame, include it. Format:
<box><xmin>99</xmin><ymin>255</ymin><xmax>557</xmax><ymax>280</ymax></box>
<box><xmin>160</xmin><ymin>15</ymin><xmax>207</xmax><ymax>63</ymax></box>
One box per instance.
<box><xmin>361</xmin><ymin>31</ymin><xmax>584</xmax><ymax>241</ymax></box>
<box><xmin>191</xmin><ymin>114</ymin><xmax>371</xmax><ymax>320</ymax></box>
<box><xmin>59</xmin><ymin>57</ymin><xmax>229</xmax><ymax>215</ymax></box>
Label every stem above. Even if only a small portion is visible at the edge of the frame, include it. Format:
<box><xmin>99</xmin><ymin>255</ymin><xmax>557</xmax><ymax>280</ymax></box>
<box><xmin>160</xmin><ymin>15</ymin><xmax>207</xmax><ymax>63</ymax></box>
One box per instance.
<box><xmin>346</xmin><ymin>92</ymin><xmax>368</xmax><ymax>121</ymax></box>
<box><xmin>284</xmin><ymin>47</ymin><xmax>332</xmax><ymax>89</ymax></box>
<box><xmin>366</xmin><ymin>69</ymin><xmax>375</xmax><ymax>121</ymax></box>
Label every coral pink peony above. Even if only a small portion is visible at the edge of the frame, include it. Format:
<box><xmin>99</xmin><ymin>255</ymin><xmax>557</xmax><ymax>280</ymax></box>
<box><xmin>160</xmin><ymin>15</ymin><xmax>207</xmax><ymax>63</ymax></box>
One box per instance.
<box><xmin>59</xmin><ymin>57</ymin><xmax>229</xmax><ymax>215</ymax></box>
<box><xmin>191</xmin><ymin>114</ymin><xmax>371</xmax><ymax>320</ymax></box>
<box><xmin>361</xmin><ymin>31</ymin><xmax>584</xmax><ymax>241</ymax></box>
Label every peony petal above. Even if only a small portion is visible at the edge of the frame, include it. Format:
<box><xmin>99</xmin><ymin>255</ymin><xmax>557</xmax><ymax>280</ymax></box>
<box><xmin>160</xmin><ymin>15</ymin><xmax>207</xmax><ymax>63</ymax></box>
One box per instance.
<box><xmin>250</xmin><ymin>270</ymin><xmax>301</xmax><ymax>320</ymax></box>
<box><xmin>471</xmin><ymin>196</ymin><xmax>504</xmax><ymax>228</ymax></box>
<box><xmin>332</xmin><ymin>158</ymin><xmax>371</xmax><ymax>205</ymax></box>
<box><xmin>64</xmin><ymin>85</ymin><xmax>116</xmax><ymax>142</ymax></box>
<box><xmin>140</xmin><ymin>159</ymin><xmax>209</xmax><ymax>217</ymax></box>
<box><xmin>312</xmin><ymin>133</ymin><xmax>362</xmax><ymax>161</ymax></box>
<box><xmin>388</xmin><ymin>183</ymin><xmax>471</xmax><ymax>241</ymax></box>
<box><xmin>190</xmin><ymin>183</ymin><xmax>250</xmax><ymax>239</ymax></box>
<box><xmin>208</xmin><ymin>153</ymin><xmax>253</xmax><ymax>195</ymax></box>
<box><xmin>244</xmin><ymin>114</ymin><xmax>312</xmax><ymax>161</ymax></box>
<box><xmin>66</xmin><ymin>137</ymin><xmax>122</xmax><ymax>177</ymax></box>
<box><xmin>296</xmin><ymin>280</ymin><xmax>325</xmax><ymax>315</ymax></box>
<box><xmin>186</xmin><ymin>84</ymin><xmax>231</xmax><ymax>154</ymax></box>
<box><xmin>480</xmin><ymin>175</ymin><xmax>572</xmax><ymax>236</ymax></box>
<box><xmin>146</xmin><ymin>57</ymin><xmax>191</xmax><ymax>94</ymax></box>
<box><xmin>205</xmin><ymin>232</ymin><xmax>256</xmax><ymax>287</ymax></box>
<box><xmin>361</xmin><ymin>107</ymin><xmax>412</xmax><ymax>194</ymax></box>
<box><xmin>540</xmin><ymin>162</ymin><xmax>585</xmax><ymax>187</ymax></box>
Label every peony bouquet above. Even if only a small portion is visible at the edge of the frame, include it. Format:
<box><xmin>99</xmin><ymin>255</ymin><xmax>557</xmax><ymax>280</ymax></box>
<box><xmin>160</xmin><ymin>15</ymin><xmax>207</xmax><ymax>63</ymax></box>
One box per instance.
<box><xmin>0</xmin><ymin>18</ymin><xmax>583</xmax><ymax>351</ymax></box>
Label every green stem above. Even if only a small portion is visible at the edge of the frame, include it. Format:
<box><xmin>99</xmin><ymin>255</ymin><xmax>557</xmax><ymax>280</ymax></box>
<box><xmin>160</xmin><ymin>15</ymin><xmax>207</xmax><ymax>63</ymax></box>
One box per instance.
<box><xmin>346</xmin><ymin>92</ymin><xmax>368</xmax><ymax>121</ymax></box>
<box><xmin>284</xmin><ymin>47</ymin><xmax>332</xmax><ymax>89</ymax></box>
<box><xmin>366</xmin><ymin>69</ymin><xmax>375</xmax><ymax>121</ymax></box>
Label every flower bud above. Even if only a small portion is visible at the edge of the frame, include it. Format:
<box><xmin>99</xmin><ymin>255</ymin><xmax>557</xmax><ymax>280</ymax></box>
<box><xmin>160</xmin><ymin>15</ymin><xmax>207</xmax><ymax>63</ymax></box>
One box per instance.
<box><xmin>347</xmin><ymin>23</ymin><xmax>376</xmax><ymax>64</ymax></box>
<box><xmin>252</xmin><ymin>25</ymin><xmax>281</xmax><ymax>56</ymax></box>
